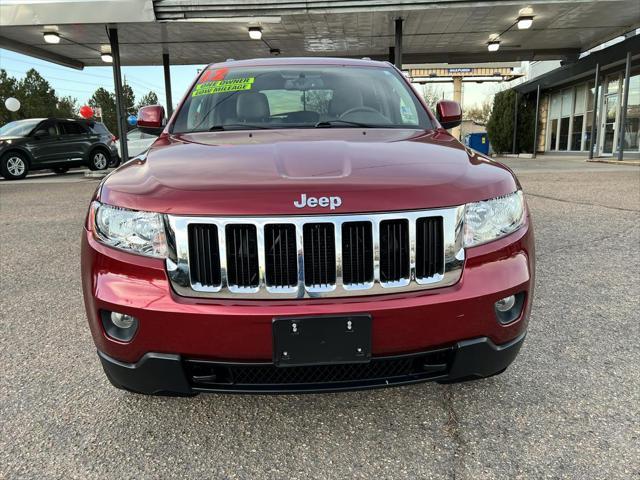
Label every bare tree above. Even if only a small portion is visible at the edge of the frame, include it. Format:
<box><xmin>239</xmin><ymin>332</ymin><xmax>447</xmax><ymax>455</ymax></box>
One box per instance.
<box><xmin>414</xmin><ymin>83</ymin><xmax>445</xmax><ymax>111</ymax></box>
<box><xmin>464</xmin><ymin>98</ymin><xmax>493</xmax><ymax>125</ymax></box>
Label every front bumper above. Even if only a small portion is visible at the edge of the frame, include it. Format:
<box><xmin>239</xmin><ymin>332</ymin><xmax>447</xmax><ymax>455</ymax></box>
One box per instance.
<box><xmin>99</xmin><ymin>331</ymin><xmax>526</xmax><ymax>394</ymax></box>
<box><xmin>82</xmin><ymin>217</ymin><xmax>534</xmax><ymax>393</ymax></box>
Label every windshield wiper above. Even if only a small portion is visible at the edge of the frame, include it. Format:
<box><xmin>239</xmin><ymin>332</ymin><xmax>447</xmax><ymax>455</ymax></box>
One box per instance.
<box><xmin>208</xmin><ymin>123</ymin><xmax>271</xmax><ymax>131</ymax></box>
<box><xmin>315</xmin><ymin>120</ymin><xmax>380</xmax><ymax>128</ymax></box>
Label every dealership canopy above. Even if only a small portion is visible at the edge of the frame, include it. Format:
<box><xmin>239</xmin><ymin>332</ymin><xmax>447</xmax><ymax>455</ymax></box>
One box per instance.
<box><xmin>1</xmin><ymin>0</ymin><xmax>639</xmax><ymax>69</ymax></box>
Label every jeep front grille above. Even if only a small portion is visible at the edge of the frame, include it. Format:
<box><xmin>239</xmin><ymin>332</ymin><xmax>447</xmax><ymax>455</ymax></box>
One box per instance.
<box><xmin>303</xmin><ymin>223</ymin><xmax>336</xmax><ymax>289</ymax></box>
<box><xmin>379</xmin><ymin>219</ymin><xmax>410</xmax><ymax>284</ymax></box>
<box><xmin>166</xmin><ymin>206</ymin><xmax>465</xmax><ymax>299</ymax></box>
<box><xmin>225</xmin><ymin>224</ymin><xmax>260</xmax><ymax>288</ymax></box>
<box><xmin>341</xmin><ymin>221</ymin><xmax>373</xmax><ymax>286</ymax></box>
<box><xmin>265</xmin><ymin>224</ymin><xmax>297</xmax><ymax>289</ymax></box>
<box><xmin>188</xmin><ymin>223</ymin><xmax>221</xmax><ymax>289</ymax></box>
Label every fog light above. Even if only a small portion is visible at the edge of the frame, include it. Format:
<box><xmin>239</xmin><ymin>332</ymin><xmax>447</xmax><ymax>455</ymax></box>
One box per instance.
<box><xmin>495</xmin><ymin>295</ymin><xmax>516</xmax><ymax>312</ymax></box>
<box><xmin>101</xmin><ymin>310</ymin><xmax>139</xmax><ymax>342</ymax></box>
<box><xmin>494</xmin><ymin>292</ymin><xmax>526</xmax><ymax>325</ymax></box>
<box><xmin>111</xmin><ymin>312</ymin><xmax>135</xmax><ymax>329</ymax></box>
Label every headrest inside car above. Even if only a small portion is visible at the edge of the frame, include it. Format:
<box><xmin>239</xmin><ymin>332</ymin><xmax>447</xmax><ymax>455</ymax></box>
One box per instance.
<box><xmin>236</xmin><ymin>92</ymin><xmax>270</xmax><ymax>122</ymax></box>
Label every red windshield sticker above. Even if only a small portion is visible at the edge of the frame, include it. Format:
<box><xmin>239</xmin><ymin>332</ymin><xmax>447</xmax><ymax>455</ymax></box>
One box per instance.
<box><xmin>198</xmin><ymin>67</ymin><xmax>229</xmax><ymax>84</ymax></box>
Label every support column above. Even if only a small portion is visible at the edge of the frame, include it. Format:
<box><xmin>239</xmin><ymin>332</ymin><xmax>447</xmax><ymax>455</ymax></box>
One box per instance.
<box><xmin>109</xmin><ymin>27</ymin><xmax>128</xmax><ymax>161</ymax></box>
<box><xmin>617</xmin><ymin>51</ymin><xmax>632</xmax><ymax>161</ymax></box>
<box><xmin>532</xmin><ymin>85</ymin><xmax>541</xmax><ymax>158</ymax></box>
<box><xmin>512</xmin><ymin>91</ymin><xmax>519</xmax><ymax>154</ymax></box>
<box><xmin>163</xmin><ymin>53</ymin><xmax>173</xmax><ymax>117</ymax></box>
<box><xmin>394</xmin><ymin>18</ymin><xmax>403</xmax><ymax>69</ymax></box>
<box><xmin>452</xmin><ymin>76</ymin><xmax>463</xmax><ymax>140</ymax></box>
<box><xmin>588</xmin><ymin>63</ymin><xmax>600</xmax><ymax>159</ymax></box>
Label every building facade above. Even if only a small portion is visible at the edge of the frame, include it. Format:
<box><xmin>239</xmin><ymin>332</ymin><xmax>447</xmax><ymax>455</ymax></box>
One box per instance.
<box><xmin>515</xmin><ymin>35</ymin><xmax>639</xmax><ymax>159</ymax></box>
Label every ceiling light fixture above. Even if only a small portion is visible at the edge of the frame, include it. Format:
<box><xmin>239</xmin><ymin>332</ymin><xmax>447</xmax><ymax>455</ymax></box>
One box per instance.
<box><xmin>487</xmin><ymin>41</ymin><xmax>501</xmax><ymax>52</ymax></box>
<box><xmin>43</xmin><ymin>32</ymin><xmax>60</xmax><ymax>44</ymax></box>
<box><xmin>101</xmin><ymin>53</ymin><xmax>113</xmax><ymax>63</ymax></box>
<box><xmin>248</xmin><ymin>27</ymin><xmax>262</xmax><ymax>40</ymax></box>
<box><xmin>517</xmin><ymin>15</ymin><xmax>534</xmax><ymax>29</ymax></box>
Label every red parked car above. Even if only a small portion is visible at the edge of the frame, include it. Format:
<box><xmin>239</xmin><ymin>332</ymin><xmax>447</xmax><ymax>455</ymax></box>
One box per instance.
<box><xmin>81</xmin><ymin>58</ymin><xmax>534</xmax><ymax>395</ymax></box>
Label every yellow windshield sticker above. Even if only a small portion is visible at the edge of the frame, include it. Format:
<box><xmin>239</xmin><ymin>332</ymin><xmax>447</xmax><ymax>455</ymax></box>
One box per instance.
<box><xmin>192</xmin><ymin>77</ymin><xmax>255</xmax><ymax>97</ymax></box>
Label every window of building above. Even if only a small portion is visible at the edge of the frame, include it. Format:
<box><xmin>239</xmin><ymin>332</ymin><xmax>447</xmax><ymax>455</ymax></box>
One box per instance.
<box><xmin>622</xmin><ymin>73</ymin><xmax>639</xmax><ymax>151</ymax></box>
<box><xmin>549</xmin><ymin>119</ymin><xmax>558</xmax><ymax>151</ymax></box>
<box><xmin>584</xmin><ymin>83</ymin><xmax>597</xmax><ymax>151</ymax></box>
<box><xmin>558</xmin><ymin>89</ymin><xmax>573</xmax><ymax>151</ymax></box>
<box><xmin>571</xmin><ymin>84</ymin><xmax>586</xmax><ymax>150</ymax></box>
<box><xmin>547</xmin><ymin>93</ymin><xmax>562</xmax><ymax>150</ymax></box>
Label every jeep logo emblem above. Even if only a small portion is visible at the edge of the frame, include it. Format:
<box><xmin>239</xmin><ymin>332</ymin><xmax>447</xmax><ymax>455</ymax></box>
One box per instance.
<box><xmin>294</xmin><ymin>193</ymin><xmax>342</xmax><ymax>210</ymax></box>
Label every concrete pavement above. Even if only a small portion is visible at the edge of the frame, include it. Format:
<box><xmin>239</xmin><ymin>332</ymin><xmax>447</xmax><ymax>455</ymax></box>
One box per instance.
<box><xmin>1</xmin><ymin>158</ymin><xmax>638</xmax><ymax>479</ymax></box>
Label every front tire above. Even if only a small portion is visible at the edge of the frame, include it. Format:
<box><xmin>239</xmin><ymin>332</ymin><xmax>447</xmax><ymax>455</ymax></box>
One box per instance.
<box><xmin>0</xmin><ymin>152</ymin><xmax>29</xmax><ymax>180</ymax></box>
<box><xmin>88</xmin><ymin>150</ymin><xmax>109</xmax><ymax>171</ymax></box>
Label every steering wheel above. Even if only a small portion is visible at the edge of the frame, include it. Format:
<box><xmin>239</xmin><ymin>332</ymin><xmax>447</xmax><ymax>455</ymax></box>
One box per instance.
<box><xmin>339</xmin><ymin>106</ymin><xmax>382</xmax><ymax>118</ymax></box>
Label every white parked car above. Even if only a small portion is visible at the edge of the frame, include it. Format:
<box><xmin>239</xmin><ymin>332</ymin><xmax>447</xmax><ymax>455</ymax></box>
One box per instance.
<box><xmin>115</xmin><ymin>128</ymin><xmax>158</xmax><ymax>159</ymax></box>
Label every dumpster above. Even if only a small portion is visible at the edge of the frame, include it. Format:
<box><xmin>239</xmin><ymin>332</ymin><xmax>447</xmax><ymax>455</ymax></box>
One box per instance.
<box><xmin>464</xmin><ymin>132</ymin><xmax>489</xmax><ymax>155</ymax></box>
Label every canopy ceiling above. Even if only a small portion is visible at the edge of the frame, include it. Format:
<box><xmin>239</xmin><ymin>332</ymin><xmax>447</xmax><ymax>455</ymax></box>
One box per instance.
<box><xmin>1</xmin><ymin>0</ymin><xmax>638</xmax><ymax>69</ymax></box>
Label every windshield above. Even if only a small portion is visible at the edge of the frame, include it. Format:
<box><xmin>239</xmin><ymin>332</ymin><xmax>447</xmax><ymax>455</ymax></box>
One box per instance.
<box><xmin>0</xmin><ymin>119</ymin><xmax>42</xmax><ymax>137</ymax></box>
<box><xmin>172</xmin><ymin>65</ymin><xmax>433</xmax><ymax>133</ymax></box>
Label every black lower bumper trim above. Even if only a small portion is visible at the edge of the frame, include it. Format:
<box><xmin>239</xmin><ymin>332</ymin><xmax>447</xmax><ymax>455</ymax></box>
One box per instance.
<box><xmin>97</xmin><ymin>331</ymin><xmax>526</xmax><ymax>395</ymax></box>
<box><xmin>98</xmin><ymin>351</ymin><xmax>192</xmax><ymax>395</ymax></box>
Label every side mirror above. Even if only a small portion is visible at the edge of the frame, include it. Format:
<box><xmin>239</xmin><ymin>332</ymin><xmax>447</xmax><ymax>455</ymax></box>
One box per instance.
<box><xmin>137</xmin><ymin>105</ymin><xmax>166</xmax><ymax>135</ymax></box>
<box><xmin>435</xmin><ymin>100</ymin><xmax>462</xmax><ymax>130</ymax></box>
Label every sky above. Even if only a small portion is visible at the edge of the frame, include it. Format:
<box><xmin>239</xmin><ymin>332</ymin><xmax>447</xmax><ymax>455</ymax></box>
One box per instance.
<box><xmin>0</xmin><ymin>48</ymin><xmax>512</xmax><ymax>112</ymax></box>
<box><xmin>0</xmin><ymin>48</ymin><xmax>205</xmax><ymax>110</ymax></box>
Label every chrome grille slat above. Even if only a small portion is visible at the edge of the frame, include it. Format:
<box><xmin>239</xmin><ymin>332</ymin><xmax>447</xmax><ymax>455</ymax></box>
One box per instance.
<box><xmin>166</xmin><ymin>206</ymin><xmax>465</xmax><ymax>299</ymax></box>
<box><xmin>225</xmin><ymin>224</ymin><xmax>259</xmax><ymax>290</ymax></box>
<box><xmin>342</xmin><ymin>221</ymin><xmax>373</xmax><ymax>286</ymax></box>
<box><xmin>303</xmin><ymin>223</ymin><xmax>336</xmax><ymax>290</ymax></box>
<box><xmin>265</xmin><ymin>224</ymin><xmax>297</xmax><ymax>288</ymax></box>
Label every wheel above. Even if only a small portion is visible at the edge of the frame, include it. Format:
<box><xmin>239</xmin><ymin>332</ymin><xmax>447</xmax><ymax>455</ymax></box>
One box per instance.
<box><xmin>88</xmin><ymin>150</ymin><xmax>109</xmax><ymax>171</ymax></box>
<box><xmin>52</xmin><ymin>167</ymin><xmax>69</xmax><ymax>175</ymax></box>
<box><xmin>108</xmin><ymin>156</ymin><xmax>121</xmax><ymax>168</ymax></box>
<box><xmin>0</xmin><ymin>152</ymin><xmax>29</xmax><ymax>180</ymax></box>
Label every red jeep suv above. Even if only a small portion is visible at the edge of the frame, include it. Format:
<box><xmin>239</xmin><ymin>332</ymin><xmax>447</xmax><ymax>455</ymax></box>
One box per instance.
<box><xmin>81</xmin><ymin>58</ymin><xmax>534</xmax><ymax>395</ymax></box>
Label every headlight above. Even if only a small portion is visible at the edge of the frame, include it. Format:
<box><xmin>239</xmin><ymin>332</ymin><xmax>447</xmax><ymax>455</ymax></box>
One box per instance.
<box><xmin>464</xmin><ymin>191</ymin><xmax>525</xmax><ymax>247</ymax></box>
<box><xmin>93</xmin><ymin>202</ymin><xmax>167</xmax><ymax>257</ymax></box>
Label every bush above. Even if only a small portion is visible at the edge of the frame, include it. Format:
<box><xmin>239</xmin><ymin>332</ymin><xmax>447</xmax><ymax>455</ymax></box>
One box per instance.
<box><xmin>487</xmin><ymin>89</ymin><xmax>536</xmax><ymax>154</ymax></box>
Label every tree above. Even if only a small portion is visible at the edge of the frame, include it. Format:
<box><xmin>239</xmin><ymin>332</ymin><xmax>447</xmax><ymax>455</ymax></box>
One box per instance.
<box><xmin>304</xmin><ymin>90</ymin><xmax>331</xmax><ymax>115</ymax></box>
<box><xmin>417</xmin><ymin>83</ymin><xmax>445</xmax><ymax>112</ymax></box>
<box><xmin>88</xmin><ymin>84</ymin><xmax>138</xmax><ymax>133</ymax></box>
<box><xmin>0</xmin><ymin>69</ymin><xmax>20</xmax><ymax>125</ymax></box>
<box><xmin>122</xmin><ymin>83</ymin><xmax>135</xmax><ymax>116</ymax></box>
<box><xmin>464</xmin><ymin>99</ymin><xmax>492</xmax><ymax>125</ymax></box>
<box><xmin>56</xmin><ymin>96</ymin><xmax>78</xmax><ymax>118</ymax></box>
<box><xmin>486</xmin><ymin>89</ymin><xmax>536</xmax><ymax>154</ymax></box>
<box><xmin>17</xmin><ymin>69</ymin><xmax>58</xmax><ymax>119</ymax></box>
<box><xmin>136</xmin><ymin>91</ymin><xmax>159</xmax><ymax>110</ymax></box>
<box><xmin>89</xmin><ymin>87</ymin><xmax>117</xmax><ymax>133</ymax></box>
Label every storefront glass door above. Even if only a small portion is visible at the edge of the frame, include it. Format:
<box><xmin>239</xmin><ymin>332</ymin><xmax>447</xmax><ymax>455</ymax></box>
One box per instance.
<box><xmin>601</xmin><ymin>93</ymin><xmax>618</xmax><ymax>155</ymax></box>
<box><xmin>600</xmin><ymin>75</ymin><xmax>621</xmax><ymax>156</ymax></box>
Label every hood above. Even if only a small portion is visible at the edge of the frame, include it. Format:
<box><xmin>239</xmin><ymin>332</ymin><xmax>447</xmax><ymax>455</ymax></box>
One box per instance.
<box><xmin>0</xmin><ymin>136</ymin><xmax>27</xmax><ymax>143</ymax></box>
<box><xmin>99</xmin><ymin>128</ymin><xmax>518</xmax><ymax>215</ymax></box>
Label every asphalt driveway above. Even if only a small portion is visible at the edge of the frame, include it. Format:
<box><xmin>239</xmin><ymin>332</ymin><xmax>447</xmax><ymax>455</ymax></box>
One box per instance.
<box><xmin>1</xmin><ymin>158</ymin><xmax>638</xmax><ymax>479</ymax></box>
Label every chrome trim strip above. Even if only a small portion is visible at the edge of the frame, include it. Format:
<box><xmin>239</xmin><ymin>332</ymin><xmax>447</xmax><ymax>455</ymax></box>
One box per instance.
<box><xmin>166</xmin><ymin>206</ymin><xmax>465</xmax><ymax>299</ymax></box>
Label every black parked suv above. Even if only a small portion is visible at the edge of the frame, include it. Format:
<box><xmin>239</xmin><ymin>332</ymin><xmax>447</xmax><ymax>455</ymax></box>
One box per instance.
<box><xmin>0</xmin><ymin>118</ymin><xmax>120</xmax><ymax>180</ymax></box>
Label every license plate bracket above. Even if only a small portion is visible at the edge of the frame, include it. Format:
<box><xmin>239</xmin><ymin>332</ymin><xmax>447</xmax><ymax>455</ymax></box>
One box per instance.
<box><xmin>273</xmin><ymin>314</ymin><xmax>372</xmax><ymax>367</ymax></box>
